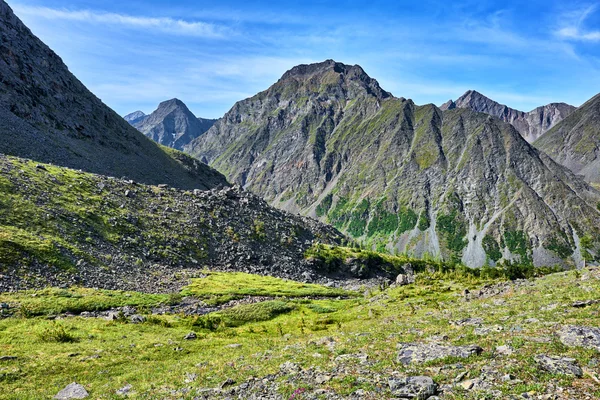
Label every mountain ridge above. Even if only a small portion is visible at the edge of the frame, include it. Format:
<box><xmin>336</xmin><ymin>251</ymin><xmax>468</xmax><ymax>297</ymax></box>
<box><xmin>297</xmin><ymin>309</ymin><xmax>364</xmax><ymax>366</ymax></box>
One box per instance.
<box><xmin>441</xmin><ymin>90</ymin><xmax>576</xmax><ymax>143</ymax></box>
<box><xmin>534</xmin><ymin>93</ymin><xmax>600</xmax><ymax>185</ymax></box>
<box><xmin>186</xmin><ymin>60</ymin><xmax>600</xmax><ymax>268</ymax></box>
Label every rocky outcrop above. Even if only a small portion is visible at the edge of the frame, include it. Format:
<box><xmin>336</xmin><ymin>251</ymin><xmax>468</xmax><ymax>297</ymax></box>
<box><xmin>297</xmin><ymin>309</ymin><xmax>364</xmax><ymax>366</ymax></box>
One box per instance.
<box><xmin>185</xmin><ymin>60</ymin><xmax>600</xmax><ymax>268</ymax></box>
<box><xmin>131</xmin><ymin>99</ymin><xmax>217</xmax><ymax>150</ymax></box>
<box><xmin>0</xmin><ymin>1</ymin><xmax>226</xmax><ymax>190</ymax></box>
<box><xmin>441</xmin><ymin>90</ymin><xmax>575</xmax><ymax>143</ymax></box>
<box><xmin>534</xmin><ymin>93</ymin><xmax>600</xmax><ymax>185</ymax></box>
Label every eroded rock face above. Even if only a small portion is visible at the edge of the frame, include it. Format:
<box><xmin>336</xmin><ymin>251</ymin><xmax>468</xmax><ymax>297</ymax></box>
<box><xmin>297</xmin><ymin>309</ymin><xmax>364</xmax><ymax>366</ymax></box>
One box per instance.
<box><xmin>558</xmin><ymin>325</ymin><xmax>600</xmax><ymax>351</ymax></box>
<box><xmin>186</xmin><ymin>60</ymin><xmax>600</xmax><ymax>268</ymax></box>
<box><xmin>396</xmin><ymin>343</ymin><xmax>483</xmax><ymax>365</ymax></box>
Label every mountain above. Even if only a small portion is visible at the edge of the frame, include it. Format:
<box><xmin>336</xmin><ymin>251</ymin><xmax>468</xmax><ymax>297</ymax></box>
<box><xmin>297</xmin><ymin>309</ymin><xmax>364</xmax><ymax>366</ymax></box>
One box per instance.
<box><xmin>186</xmin><ymin>60</ymin><xmax>600</xmax><ymax>268</ymax></box>
<box><xmin>0</xmin><ymin>1</ymin><xmax>225</xmax><ymax>190</ymax></box>
<box><xmin>124</xmin><ymin>110</ymin><xmax>146</xmax><ymax>125</ymax></box>
<box><xmin>441</xmin><ymin>90</ymin><xmax>576</xmax><ymax>143</ymax></box>
<box><xmin>534</xmin><ymin>93</ymin><xmax>600</xmax><ymax>185</ymax></box>
<box><xmin>131</xmin><ymin>99</ymin><xmax>217</xmax><ymax>150</ymax></box>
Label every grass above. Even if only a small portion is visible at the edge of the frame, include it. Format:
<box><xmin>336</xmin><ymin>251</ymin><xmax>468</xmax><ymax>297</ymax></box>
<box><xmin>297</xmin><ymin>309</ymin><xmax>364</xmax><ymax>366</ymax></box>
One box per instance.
<box><xmin>0</xmin><ymin>267</ymin><xmax>599</xmax><ymax>398</ymax></box>
<box><xmin>181</xmin><ymin>271</ymin><xmax>354</xmax><ymax>305</ymax></box>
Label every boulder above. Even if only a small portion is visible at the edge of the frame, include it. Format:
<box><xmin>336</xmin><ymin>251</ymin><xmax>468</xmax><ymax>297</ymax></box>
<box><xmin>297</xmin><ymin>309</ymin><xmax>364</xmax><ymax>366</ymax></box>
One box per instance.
<box><xmin>558</xmin><ymin>325</ymin><xmax>600</xmax><ymax>351</ymax></box>
<box><xmin>54</xmin><ymin>382</ymin><xmax>89</xmax><ymax>399</ymax></box>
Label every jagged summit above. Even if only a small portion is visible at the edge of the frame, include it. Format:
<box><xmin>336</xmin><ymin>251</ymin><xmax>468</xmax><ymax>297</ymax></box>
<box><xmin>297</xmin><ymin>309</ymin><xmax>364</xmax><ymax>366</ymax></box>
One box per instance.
<box><xmin>441</xmin><ymin>90</ymin><xmax>576</xmax><ymax>142</ymax></box>
<box><xmin>131</xmin><ymin>98</ymin><xmax>216</xmax><ymax>150</ymax></box>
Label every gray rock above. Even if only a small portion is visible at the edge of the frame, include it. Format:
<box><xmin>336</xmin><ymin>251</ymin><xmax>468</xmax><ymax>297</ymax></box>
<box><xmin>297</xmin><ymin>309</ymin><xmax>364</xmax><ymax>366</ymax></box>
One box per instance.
<box><xmin>184</xmin><ymin>332</ymin><xmax>197</xmax><ymax>340</ymax></box>
<box><xmin>54</xmin><ymin>382</ymin><xmax>89</xmax><ymax>399</ymax></box>
<box><xmin>389</xmin><ymin>376</ymin><xmax>438</xmax><ymax>399</ymax></box>
<box><xmin>396</xmin><ymin>274</ymin><xmax>414</xmax><ymax>286</ymax></box>
<box><xmin>558</xmin><ymin>325</ymin><xmax>600</xmax><ymax>351</ymax></box>
<box><xmin>534</xmin><ymin>354</ymin><xmax>583</xmax><ymax>377</ymax></box>
<box><xmin>115</xmin><ymin>384</ymin><xmax>132</xmax><ymax>396</ymax></box>
<box><xmin>397</xmin><ymin>343</ymin><xmax>483</xmax><ymax>365</ymax></box>
<box><xmin>129</xmin><ymin>315</ymin><xmax>145</xmax><ymax>324</ymax></box>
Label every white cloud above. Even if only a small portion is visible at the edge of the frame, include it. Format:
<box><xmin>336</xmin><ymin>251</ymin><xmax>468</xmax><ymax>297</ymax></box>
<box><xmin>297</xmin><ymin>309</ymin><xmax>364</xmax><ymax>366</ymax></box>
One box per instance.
<box><xmin>12</xmin><ymin>5</ymin><xmax>228</xmax><ymax>38</ymax></box>
<box><xmin>556</xmin><ymin>5</ymin><xmax>600</xmax><ymax>42</ymax></box>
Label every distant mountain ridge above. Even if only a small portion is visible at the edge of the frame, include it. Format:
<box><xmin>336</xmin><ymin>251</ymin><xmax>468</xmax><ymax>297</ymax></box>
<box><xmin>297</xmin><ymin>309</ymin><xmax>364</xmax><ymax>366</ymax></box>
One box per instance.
<box><xmin>128</xmin><ymin>99</ymin><xmax>217</xmax><ymax>150</ymax></box>
<box><xmin>441</xmin><ymin>90</ymin><xmax>576</xmax><ymax>143</ymax></box>
<box><xmin>0</xmin><ymin>1</ymin><xmax>226</xmax><ymax>190</ymax></box>
<box><xmin>534</xmin><ymin>93</ymin><xmax>600</xmax><ymax>185</ymax></box>
<box><xmin>124</xmin><ymin>110</ymin><xmax>146</xmax><ymax>125</ymax></box>
<box><xmin>186</xmin><ymin>60</ymin><xmax>600</xmax><ymax>268</ymax></box>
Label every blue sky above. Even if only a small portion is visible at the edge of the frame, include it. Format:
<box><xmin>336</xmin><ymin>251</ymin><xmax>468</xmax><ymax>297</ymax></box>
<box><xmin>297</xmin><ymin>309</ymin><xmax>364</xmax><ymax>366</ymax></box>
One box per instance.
<box><xmin>8</xmin><ymin>0</ymin><xmax>600</xmax><ymax>119</ymax></box>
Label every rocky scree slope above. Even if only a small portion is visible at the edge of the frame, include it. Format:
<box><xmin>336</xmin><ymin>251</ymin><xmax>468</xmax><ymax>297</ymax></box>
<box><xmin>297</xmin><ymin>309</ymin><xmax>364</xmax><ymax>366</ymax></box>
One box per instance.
<box><xmin>441</xmin><ymin>90</ymin><xmax>575</xmax><ymax>143</ymax></box>
<box><xmin>0</xmin><ymin>155</ymin><xmax>345</xmax><ymax>292</ymax></box>
<box><xmin>186</xmin><ymin>60</ymin><xmax>600</xmax><ymax>268</ymax></box>
<box><xmin>130</xmin><ymin>99</ymin><xmax>217</xmax><ymax>151</ymax></box>
<box><xmin>0</xmin><ymin>1</ymin><xmax>226</xmax><ymax>190</ymax></box>
<box><xmin>534</xmin><ymin>93</ymin><xmax>600</xmax><ymax>185</ymax></box>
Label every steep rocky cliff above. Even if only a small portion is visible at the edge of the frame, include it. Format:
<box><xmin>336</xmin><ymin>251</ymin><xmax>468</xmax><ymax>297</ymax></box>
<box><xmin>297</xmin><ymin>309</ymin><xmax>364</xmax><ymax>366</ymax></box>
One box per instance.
<box><xmin>534</xmin><ymin>93</ymin><xmax>600</xmax><ymax>185</ymax></box>
<box><xmin>0</xmin><ymin>1</ymin><xmax>226</xmax><ymax>190</ymax></box>
<box><xmin>441</xmin><ymin>90</ymin><xmax>575</xmax><ymax>143</ymax></box>
<box><xmin>131</xmin><ymin>99</ymin><xmax>217</xmax><ymax>150</ymax></box>
<box><xmin>186</xmin><ymin>60</ymin><xmax>600</xmax><ymax>268</ymax></box>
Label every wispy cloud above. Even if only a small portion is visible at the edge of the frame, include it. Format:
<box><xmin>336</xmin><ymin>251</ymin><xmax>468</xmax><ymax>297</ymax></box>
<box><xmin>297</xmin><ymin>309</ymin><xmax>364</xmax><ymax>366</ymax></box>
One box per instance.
<box><xmin>12</xmin><ymin>5</ymin><xmax>229</xmax><ymax>38</ymax></box>
<box><xmin>556</xmin><ymin>4</ymin><xmax>600</xmax><ymax>42</ymax></box>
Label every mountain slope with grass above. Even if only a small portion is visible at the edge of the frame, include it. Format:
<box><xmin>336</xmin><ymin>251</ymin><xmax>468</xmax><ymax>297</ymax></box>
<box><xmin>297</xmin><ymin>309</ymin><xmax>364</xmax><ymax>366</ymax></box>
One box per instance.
<box><xmin>185</xmin><ymin>60</ymin><xmax>600</xmax><ymax>268</ymax></box>
<box><xmin>441</xmin><ymin>90</ymin><xmax>576</xmax><ymax>143</ymax></box>
<box><xmin>534</xmin><ymin>93</ymin><xmax>600</xmax><ymax>185</ymax></box>
<box><xmin>130</xmin><ymin>99</ymin><xmax>217</xmax><ymax>151</ymax></box>
<box><xmin>0</xmin><ymin>1</ymin><xmax>226</xmax><ymax>190</ymax></box>
<box><xmin>0</xmin><ymin>155</ymin><xmax>346</xmax><ymax>292</ymax></box>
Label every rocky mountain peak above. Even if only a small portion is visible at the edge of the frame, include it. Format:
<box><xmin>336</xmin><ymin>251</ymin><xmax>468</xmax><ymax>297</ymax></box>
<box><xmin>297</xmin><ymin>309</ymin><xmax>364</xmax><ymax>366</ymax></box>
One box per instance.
<box><xmin>276</xmin><ymin>60</ymin><xmax>392</xmax><ymax>100</ymax></box>
<box><xmin>157</xmin><ymin>98</ymin><xmax>188</xmax><ymax>112</ymax></box>
<box><xmin>442</xmin><ymin>90</ymin><xmax>576</xmax><ymax>143</ymax></box>
<box><xmin>123</xmin><ymin>110</ymin><xmax>146</xmax><ymax>124</ymax></box>
<box><xmin>130</xmin><ymin>98</ymin><xmax>216</xmax><ymax>151</ymax></box>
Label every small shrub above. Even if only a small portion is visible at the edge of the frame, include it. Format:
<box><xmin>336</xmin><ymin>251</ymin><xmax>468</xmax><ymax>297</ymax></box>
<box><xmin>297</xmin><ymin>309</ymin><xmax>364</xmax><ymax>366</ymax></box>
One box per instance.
<box><xmin>38</xmin><ymin>323</ymin><xmax>78</xmax><ymax>343</ymax></box>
